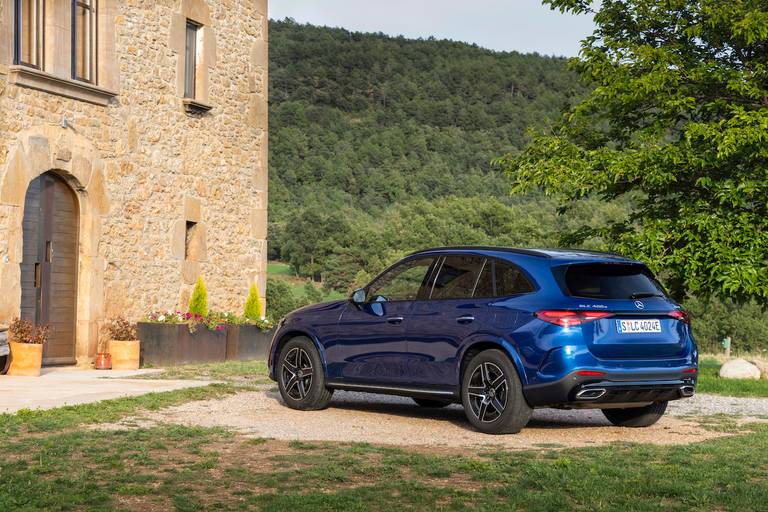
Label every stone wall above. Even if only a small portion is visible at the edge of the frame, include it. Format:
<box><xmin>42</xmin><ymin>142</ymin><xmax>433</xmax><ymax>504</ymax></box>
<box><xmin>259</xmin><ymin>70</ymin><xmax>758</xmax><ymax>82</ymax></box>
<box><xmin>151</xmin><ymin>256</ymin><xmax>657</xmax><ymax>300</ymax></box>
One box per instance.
<box><xmin>0</xmin><ymin>0</ymin><xmax>268</xmax><ymax>365</ymax></box>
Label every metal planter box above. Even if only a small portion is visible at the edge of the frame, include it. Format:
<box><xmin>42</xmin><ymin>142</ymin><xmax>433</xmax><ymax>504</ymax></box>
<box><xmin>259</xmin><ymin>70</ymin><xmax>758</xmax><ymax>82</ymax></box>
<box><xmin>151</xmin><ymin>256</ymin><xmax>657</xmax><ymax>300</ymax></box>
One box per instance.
<box><xmin>137</xmin><ymin>323</ymin><xmax>227</xmax><ymax>366</ymax></box>
<box><xmin>225</xmin><ymin>325</ymin><xmax>274</xmax><ymax>361</ymax></box>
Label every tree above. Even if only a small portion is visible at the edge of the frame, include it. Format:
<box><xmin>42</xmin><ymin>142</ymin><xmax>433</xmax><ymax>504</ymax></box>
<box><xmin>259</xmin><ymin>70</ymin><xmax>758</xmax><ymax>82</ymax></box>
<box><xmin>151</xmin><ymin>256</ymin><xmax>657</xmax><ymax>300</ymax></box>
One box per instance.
<box><xmin>244</xmin><ymin>283</ymin><xmax>264</xmax><ymax>321</ymax></box>
<box><xmin>188</xmin><ymin>277</ymin><xmax>208</xmax><ymax>317</ymax></box>
<box><xmin>498</xmin><ymin>0</ymin><xmax>768</xmax><ymax>301</ymax></box>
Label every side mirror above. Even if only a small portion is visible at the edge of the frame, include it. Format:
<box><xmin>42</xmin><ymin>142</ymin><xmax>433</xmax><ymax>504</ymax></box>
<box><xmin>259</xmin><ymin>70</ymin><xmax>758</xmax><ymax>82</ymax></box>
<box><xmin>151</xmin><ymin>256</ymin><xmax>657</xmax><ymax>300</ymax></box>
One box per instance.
<box><xmin>350</xmin><ymin>288</ymin><xmax>366</xmax><ymax>305</ymax></box>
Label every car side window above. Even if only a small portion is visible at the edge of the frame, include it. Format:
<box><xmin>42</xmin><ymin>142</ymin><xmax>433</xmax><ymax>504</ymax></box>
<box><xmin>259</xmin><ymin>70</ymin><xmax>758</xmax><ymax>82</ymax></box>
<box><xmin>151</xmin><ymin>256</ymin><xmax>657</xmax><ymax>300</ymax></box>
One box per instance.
<box><xmin>473</xmin><ymin>259</ymin><xmax>534</xmax><ymax>298</ymax></box>
<box><xmin>367</xmin><ymin>257</ymin><xmax>435</xmax><ymax>302</ymax></box>
<box><xmin>430</xmin><ymin>255</ymin><xmax>486</xmax><ymax>300</ymax></box>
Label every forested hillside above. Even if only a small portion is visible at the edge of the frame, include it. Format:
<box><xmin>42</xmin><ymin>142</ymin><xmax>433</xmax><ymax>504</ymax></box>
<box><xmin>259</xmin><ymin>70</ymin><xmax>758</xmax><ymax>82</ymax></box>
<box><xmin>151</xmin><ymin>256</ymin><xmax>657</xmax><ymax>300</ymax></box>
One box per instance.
<box><xmin>266</xmin><ymin>20</ymin><xmax>767</xmax><ymax>352</ymax></box>
<box><xmin>268</xmin><ymin>20</ymin><xmax>613</xmax><ymax>282</ymax></box>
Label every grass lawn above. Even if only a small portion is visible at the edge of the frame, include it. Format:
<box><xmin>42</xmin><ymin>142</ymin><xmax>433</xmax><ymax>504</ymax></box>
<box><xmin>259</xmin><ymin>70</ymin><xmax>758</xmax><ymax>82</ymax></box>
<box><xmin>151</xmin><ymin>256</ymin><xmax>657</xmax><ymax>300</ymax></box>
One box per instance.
<box><xmin>696</xmin><ymin>357</ymin><xmax>768</xmax><ymax>397</ymax></box>
<box><xmin>0</xmin><ymin>413</ymin><xmax>766</xmax><ymax>510</ymax></box>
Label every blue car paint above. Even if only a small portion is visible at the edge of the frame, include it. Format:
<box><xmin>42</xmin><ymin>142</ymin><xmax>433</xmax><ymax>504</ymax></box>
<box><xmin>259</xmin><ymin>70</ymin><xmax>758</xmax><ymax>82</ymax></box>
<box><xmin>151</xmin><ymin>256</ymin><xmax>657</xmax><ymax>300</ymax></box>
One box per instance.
<box><xmin>268</xmin><ymin>248</ymin><xmax>698</xmax><ymax>407</ymax></box>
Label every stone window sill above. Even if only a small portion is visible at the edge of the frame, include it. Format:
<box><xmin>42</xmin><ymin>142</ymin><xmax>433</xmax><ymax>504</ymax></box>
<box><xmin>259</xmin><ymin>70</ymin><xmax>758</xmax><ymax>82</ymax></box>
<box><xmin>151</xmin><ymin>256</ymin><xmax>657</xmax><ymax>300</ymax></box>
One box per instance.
<box><xmin>183</xmin><ymin>98</ymin><xmax>213</xmax><ymax>114</ymax></box>
<box><xmin>9</xmin><ymin>65</ymin><xmax>117</xmax><ymax>106</ymax></box>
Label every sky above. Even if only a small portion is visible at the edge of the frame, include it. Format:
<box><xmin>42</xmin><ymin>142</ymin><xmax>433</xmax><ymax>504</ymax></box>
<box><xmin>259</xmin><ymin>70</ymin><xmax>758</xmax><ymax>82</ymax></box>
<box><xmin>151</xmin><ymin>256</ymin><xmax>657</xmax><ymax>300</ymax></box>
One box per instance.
<box><xmin>269</xmin><ymin>0</ymin><xmax>595</xmax><ymax>57</ymax></box>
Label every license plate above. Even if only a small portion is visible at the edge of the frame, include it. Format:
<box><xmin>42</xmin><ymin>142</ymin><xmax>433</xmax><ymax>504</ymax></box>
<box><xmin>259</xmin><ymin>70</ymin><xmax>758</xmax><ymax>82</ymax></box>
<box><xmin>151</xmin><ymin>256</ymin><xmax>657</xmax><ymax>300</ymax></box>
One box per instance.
<box><xmin>616</xmin><ymin>319</ymin><xmax>662</xmax><ymax>334</ymax></box>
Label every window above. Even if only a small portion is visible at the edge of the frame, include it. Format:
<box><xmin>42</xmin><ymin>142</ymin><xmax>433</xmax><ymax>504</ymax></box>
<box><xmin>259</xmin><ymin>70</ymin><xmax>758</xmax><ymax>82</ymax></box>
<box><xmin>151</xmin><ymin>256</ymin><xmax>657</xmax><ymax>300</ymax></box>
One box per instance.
<box><xmin>184</xmin><ymin>20</ymin><xmax>200</xmax><ymax>98</ymax></box>
<box><xmin>367</xmin><ymin>258</ymin><xmax>435</xmax><ymax>302</ymax></box>
<box><xmin>430</xmin><ymin>255</ymin><xmax>485</xmax><ymax>300</ymax></box>
<box><xmin>474</xmin><ymin>259</ymin><xmax>535</xmax><ymax>298</ymax></box>
<box><xmin>73</xmin><ymin>0</ymin><xmax>97</xmax><ymax>82</ymax></box>
<box><xmin>14</xmin><ymin>0</ymin><xmax>43</xmax><ymax>68</ymax></box>
<box><xmin>563</xmin><ymin>263</ymin><xmax>664</xmax><ymax>300</ymax></box>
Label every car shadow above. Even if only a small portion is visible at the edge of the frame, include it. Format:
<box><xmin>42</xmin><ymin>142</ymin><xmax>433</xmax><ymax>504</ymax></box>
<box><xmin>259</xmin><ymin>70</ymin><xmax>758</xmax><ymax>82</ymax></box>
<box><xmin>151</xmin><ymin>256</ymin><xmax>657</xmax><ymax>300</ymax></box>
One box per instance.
<box><xmin>263</xmin><ymin>388</ymin><xmax>611</xmax><ymax>431</ymax></box>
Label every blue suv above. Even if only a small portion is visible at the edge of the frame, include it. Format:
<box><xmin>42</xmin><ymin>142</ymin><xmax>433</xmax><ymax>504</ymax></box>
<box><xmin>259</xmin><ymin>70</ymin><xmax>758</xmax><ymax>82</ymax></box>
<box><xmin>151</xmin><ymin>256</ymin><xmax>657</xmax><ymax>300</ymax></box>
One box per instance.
<box><xmin>268</xmin><ymin>247</ymin><xmax>698</xmax><ymax>434</ymax></box>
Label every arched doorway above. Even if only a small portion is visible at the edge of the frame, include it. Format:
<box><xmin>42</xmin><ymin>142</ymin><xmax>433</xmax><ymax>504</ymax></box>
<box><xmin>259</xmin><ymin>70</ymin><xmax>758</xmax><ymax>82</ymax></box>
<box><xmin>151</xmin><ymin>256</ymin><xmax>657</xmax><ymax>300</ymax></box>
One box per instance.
<box><xmin>20</xmin><ymin>172</ymin><xmax>79</xmax><ymax>365</ymax></box>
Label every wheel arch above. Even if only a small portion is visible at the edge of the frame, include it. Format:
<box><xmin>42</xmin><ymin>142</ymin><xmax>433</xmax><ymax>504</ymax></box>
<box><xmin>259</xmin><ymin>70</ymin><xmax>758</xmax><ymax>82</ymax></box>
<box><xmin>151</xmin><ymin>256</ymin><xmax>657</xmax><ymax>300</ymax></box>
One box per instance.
<box><xmin>457</xmin><ymin>338</ymin><xmax>529</xmax><ymax>387</ymax></box>
<box><xmin>269</xmin><ymin>330</ymin><xmax>329</xmax><ymax>379</ymax></box>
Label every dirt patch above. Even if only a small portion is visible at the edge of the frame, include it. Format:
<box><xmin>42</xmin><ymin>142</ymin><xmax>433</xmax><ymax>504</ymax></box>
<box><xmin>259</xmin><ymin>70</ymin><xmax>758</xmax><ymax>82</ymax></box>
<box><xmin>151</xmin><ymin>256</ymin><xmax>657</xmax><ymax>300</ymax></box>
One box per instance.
<box><xmin>99</xmin><ymin>387</ymin><xmax>740</xmax><ymax>450</ymax></box>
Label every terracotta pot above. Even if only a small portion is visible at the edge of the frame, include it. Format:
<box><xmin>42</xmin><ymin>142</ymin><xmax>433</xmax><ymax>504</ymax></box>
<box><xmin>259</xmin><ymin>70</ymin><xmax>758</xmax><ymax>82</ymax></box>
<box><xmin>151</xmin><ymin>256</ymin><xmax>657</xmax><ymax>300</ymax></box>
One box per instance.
<box><xmin>8</xmin><ymin>341</ymin><xmax>43</xmax><ymax>377</ymax></box>
<box><xmin>94</xmin><ymin>352</ymin><xmax>112</xmax><ymax>370</ymax></box>
<box><xmin>110</xmin><ymin>339</ymin><xmax>140</xmax><ymax>370</ymax></box>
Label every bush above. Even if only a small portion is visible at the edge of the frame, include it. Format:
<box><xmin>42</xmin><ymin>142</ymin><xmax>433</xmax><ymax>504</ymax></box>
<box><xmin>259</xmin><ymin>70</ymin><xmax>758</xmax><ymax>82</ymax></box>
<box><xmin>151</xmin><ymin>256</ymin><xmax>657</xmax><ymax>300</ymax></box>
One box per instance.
<box><xmin>8</xmin><ymin>318</ymin><xmax>47</xmax><ymax>344</ymax></box>
<box><xmin>188</xmin><ymin>277</ymin><xmax>208</xmax><ymax>317</ymax></box>
<box><xmin>244</xmin><ymin>283</ymin><xmax>264</xmax><ymax>321</ymax></box>
<box><xmin>684</xmin><ymin>297</ymin><xmax>768</xmax><ymax>355</ymax></box>
<box><xmin>105</xmin><ymin>316</ymin><xmax>138</xmax><ymax>341</ymax></box>
<box><xmin>266</xmin><ymin>278</ymin><xmax>301</xmax><ymax>321</ymax></box>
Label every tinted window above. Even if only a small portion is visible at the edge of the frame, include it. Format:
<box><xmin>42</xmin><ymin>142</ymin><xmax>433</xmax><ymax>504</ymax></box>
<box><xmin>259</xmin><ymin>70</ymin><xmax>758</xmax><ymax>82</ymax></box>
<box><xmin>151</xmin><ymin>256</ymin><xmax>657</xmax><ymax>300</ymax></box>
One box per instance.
<box><xmin>368</xmin><ymin>257</ymin><xmax>434</xmax><ymax>302</ymax></box>
<box><xmin>431</xmin><ymin>255</ymin><xmax>485</xmax><ymax>299</ymax></box>
<box><xmin>564</xmin><ymin>264</ymin><xmax>664</xmax><ymax>299</ymax></box>
<box><xmin>474</xmin><ymin>259</ymin><xmax>535</xmax><ymax>298</ymax></box>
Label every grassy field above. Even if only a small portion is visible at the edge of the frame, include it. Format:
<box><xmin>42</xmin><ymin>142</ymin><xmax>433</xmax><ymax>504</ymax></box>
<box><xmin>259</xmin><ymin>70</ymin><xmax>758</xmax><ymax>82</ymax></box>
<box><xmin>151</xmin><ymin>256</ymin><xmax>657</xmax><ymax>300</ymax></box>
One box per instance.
<box><xmin>0</xmin><ymin>399</ymin><xmax>765</xmax><ymax>510</ymax></box>
<box><xmin>696</xmin><ymin>357</ymin><xmax>768</xmax><ymax>397</ymax></box>
<box><xmin>268</xmin><ymin>261</ymin><xmax>345</xmax><ymax>301</ymax></box>
<box><xmin>0</xmin><ymin>359</ymin><xmax>766</xmax><ymax>509</ymax></box>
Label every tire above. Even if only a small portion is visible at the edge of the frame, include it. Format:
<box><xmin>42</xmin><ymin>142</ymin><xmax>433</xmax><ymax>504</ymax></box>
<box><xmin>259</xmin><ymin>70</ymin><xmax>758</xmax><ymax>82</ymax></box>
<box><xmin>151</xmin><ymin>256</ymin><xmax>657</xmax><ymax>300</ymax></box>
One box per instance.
<box><xmin>461</xmin><ymin>349</ymin><xmax>532</xmax><ymax>434</ymax></box>
<box><xmin>277</xmin><ymin>336</ymin><xmax>334</xmax><ymax>411</ymax></box>
<box><xmin>602</xmin><ymin>401</ymin><xmax>668</xmax><ymax>428</ymax></box>
<box><xmin>412</xmin><ymin>397</ymin><xmax>452</xmax><ymax>408</ymax></box>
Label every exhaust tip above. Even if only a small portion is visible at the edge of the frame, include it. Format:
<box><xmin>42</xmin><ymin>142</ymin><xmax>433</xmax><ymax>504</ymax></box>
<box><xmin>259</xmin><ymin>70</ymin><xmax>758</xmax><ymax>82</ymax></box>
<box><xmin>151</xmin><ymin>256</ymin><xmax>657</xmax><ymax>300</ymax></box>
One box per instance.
<box><xmin>575</xmin><ymin>388</ymin><xmax>607</xmax><ymax>400</ymax></box>
<box><xmin>679</xmin><ymin>385</ymin><xmax>695</xmax><ymax>397</ymax></box>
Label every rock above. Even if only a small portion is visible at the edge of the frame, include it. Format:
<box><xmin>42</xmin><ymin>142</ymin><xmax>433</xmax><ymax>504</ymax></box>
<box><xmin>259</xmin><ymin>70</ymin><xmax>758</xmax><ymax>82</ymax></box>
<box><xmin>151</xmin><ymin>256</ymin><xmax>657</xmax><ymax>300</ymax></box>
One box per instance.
<box><xmin>719</xmin><ymin>358</ymin><xmax>762</xmax><ymax>380</ymax></box>
<box><xmin>752</xmin><ymin>359</ymin><xmax>768</xmax><ymax>380</ymax></box>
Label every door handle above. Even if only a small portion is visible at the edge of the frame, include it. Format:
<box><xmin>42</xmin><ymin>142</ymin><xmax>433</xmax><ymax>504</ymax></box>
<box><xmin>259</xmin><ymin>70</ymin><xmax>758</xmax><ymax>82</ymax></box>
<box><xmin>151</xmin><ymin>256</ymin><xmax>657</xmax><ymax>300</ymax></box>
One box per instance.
<box><xmin>456</xmin><ymin>315</ymin><xmax>475</xmax><ymax>324</ymax></box>
<box><xmin>387</xmin><ymin>316</ymin><xmax>404</xmax><ymax>324</ymax></box>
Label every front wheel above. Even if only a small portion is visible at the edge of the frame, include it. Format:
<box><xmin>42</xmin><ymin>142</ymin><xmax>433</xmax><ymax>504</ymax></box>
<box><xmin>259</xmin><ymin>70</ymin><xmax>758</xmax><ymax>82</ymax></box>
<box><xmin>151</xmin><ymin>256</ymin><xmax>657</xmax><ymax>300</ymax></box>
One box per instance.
<box><xmin>277</xmin><ymin>337</ymin><xmax>334</xmax><ymax>410</ymax></box>
<box><xmin>602</xmin><ymin>401</ymin><xmax>668</xmax><ymax>427</ymax></box>
<box><xmin>461</xmin><ymin>349</ymin><xmax>532</xmax><ymax>434</ymax></box>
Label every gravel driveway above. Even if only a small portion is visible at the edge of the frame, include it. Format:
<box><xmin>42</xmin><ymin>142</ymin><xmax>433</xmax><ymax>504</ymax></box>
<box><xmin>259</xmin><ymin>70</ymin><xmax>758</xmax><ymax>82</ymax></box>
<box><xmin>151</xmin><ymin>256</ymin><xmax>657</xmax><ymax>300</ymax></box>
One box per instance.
<box><xmin>111</xmin><ymin>387</ymin><xmax>768</xmax><ymax>450</ymax></box>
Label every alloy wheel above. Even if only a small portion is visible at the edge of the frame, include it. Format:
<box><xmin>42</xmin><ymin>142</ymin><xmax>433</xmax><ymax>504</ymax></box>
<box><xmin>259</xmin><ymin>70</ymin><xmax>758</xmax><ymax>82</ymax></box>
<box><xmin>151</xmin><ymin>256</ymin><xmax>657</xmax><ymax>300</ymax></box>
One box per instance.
<box><xmin>281</xmin><ymin>347</ymin><xmax>313</xmax><ymax>400</ymax></box>
<box><xmin>467</xmin><ymin>362</ymin><xmax>508</xmax><ymax>422</ymax></box>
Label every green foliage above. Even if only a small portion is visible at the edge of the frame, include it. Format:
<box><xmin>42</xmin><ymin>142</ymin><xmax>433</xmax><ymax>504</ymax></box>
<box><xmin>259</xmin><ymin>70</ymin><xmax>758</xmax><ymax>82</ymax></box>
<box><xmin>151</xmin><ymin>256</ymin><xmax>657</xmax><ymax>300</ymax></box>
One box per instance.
<box><xmin>685</xmin><ymin>297</ymin><xmax>768</xmax><ymax>355</ymax></box>
<box><xmin>188</xmin><ymin>277</ymin><xmax>208</xmax><ymax>317</ymax></box>
<box><xmin>266</xmin><ymin>278</ymin><xmax>302</xmax><ymax>321</ymax></box>
<box><xmin>303</xmin><ymin>280</ymin><xmax>324</xmax><ymax>304</ymax></box>
<box><xmin>268</xmin><ymin>20</ymin><xmax>587</xmax><ymax>288</ymax></box>
<box><xmin>500</xmin><ymin>0</ymin><xmax>768</xmax><ymax>302</ymax></box>
<box><xmin>244</xmin><ymin>283</ymin><xmax>264</xmax><ymax>321</ymax></box>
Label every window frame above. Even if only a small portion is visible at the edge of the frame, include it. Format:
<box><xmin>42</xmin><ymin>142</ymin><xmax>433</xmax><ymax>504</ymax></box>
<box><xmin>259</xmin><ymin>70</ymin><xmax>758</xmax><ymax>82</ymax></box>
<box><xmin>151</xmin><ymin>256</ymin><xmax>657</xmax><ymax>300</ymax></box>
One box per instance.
<box><xmin>184</xmin><ymin>19</ymin><xmax>201</xmax><ymax>99</ymax></box>
<box><xmin>427</xmin><ymin>254</ymin><xmax>488</xmax><ymax>301</ymax></box>
<box><xmin>72</xmin><ymin>0</ymin><xmax>98</xmax><ymax>83</ymax></box>
<box><xmin>424</xmin><ymin>255</ymin><xmax>537</xmax><ymax>301</ymax></box>
<box><xmin>364</xmin><ymin>256</ymin><xmax>439</xmax><ymax>303</ymax></box>
<box><xmin>13</xmin><ymin>0</ymin><xmax>44</xmax><ymax>69</ymax></box>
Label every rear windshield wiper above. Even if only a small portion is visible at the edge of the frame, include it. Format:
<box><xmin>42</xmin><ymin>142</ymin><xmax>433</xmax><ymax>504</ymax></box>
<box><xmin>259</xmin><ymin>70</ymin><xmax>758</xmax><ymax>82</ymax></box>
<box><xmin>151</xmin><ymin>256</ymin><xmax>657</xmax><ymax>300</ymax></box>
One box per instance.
<box><xmin>630</xmin><ymin>292</ymin><xmax>665</xmax><ymax>299</ymax></box>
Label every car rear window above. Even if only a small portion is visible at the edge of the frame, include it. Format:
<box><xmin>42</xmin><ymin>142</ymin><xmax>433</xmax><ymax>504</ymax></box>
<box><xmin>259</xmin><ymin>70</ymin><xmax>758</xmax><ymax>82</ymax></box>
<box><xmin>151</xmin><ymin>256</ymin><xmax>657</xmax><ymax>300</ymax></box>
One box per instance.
<box><xmin>563</xmin><ymin>263</ymin><xmax>665</xmax><ymax>300</ymax></box>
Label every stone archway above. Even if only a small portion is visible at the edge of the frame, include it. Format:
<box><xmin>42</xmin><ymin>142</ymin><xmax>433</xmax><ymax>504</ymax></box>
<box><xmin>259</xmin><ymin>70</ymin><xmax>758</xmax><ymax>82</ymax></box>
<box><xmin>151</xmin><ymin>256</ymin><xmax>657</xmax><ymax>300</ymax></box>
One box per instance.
<box><xmin>0</xmin><ymin>124</ymin><xmax>110</xmax><ymax>366</ymax></box>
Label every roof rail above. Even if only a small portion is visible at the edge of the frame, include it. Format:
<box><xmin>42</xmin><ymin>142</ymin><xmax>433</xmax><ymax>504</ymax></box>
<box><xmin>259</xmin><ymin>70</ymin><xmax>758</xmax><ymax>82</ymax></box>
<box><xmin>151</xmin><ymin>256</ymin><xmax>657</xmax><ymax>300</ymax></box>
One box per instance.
<box><xmin>407</xmin><ymin>246</ymin><xmax>552</xmax><ymax>258</ymax></box>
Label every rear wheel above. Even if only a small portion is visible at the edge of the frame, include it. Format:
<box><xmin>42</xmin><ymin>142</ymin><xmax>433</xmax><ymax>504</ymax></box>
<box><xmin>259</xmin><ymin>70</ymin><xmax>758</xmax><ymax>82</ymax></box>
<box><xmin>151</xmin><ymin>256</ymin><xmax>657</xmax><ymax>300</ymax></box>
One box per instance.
<box><xmin>412</xmin><ymin>397</ymin><xmax>452</xmax><ymax>408</ymax></box>
<box><xmin>602</xmin><ymin>401</ymin><xmax>668</xmax><ymax>427</ymax></box>
<box><xmin>461</xmin><ymin>349</ymin><xmax>532</xmax><ymax>434</ymax></box>
<box><xmin>277</xmin><ymin>337</ymin><xmax>334</xmax><ymax>410</ymax></box>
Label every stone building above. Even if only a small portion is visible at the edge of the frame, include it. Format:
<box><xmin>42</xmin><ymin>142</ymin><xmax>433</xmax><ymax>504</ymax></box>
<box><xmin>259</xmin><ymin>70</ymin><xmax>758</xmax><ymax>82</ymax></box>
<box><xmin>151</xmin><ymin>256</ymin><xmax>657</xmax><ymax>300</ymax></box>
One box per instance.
<box><xmin>0</xmin><ymin>0</ymin><xmax>269</xmax><ymax>366</ymax></box>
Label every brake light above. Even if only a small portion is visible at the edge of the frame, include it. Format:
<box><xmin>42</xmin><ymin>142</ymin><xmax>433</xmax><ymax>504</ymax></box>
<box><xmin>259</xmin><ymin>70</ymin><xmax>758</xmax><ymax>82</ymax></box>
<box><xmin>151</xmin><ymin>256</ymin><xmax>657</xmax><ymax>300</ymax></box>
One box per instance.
<box><xmin>536</xmin><ymin>310</ymin><xmax>614</xmax><ymax>327</ymax></box>
<box><xmin>682</xmin><ymin>368</ymin><xmax>697</xmax><ymax>374</ymax></box>
<box><xmin>668</xmin><ymin>310</ymin><xmax>690</xmax><ymax>324</ymax></box>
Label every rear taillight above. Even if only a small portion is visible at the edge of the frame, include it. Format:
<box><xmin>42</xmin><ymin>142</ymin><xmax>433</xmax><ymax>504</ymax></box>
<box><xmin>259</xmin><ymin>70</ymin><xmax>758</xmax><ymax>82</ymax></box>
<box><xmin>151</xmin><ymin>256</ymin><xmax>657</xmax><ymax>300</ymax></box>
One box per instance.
<box><xmin>668</xmin><ymin>310</ymin><xmax>690</xmax><ymax>324</ymax></box>
<box><xmin>536</xmin><ymin>310</ymin><xmax>614</xmax><ymax>327</ymax></box>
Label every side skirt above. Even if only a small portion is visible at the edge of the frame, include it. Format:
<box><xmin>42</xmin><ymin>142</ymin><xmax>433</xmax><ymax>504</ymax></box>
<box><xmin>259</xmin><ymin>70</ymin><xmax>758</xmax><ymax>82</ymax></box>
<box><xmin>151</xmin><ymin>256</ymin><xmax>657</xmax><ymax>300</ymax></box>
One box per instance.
<box><xmin>326</xmin><ymin>381</ymin><xmax>459</xmax><ymax>401</ymax></box>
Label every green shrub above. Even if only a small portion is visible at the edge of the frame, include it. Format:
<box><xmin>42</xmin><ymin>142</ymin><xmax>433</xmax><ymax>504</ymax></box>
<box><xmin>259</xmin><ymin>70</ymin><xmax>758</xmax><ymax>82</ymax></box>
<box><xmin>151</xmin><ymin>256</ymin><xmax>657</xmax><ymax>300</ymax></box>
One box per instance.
<box><xmin>684</xmin><ymin>297</ymin><xmax>768</xmax><ymax>355</ymax></box>
<box><xmin>304</xmin><ymin>280</ymin><xmax>324</xmax><ymax>304</ymax></box>
<box><xmin>188</xmin><ymin>277</ymin><xmax>208</xmax><ymax>317</ymax></box>
<box><xmin>244</xmin><ymin>283</ymin><xmax>264</xmax><ymax>321</ymax></box>
<box><xmin>266</xmin><ymin>278</ymin><xmax>301</xmax><ymax>321</ymax></box>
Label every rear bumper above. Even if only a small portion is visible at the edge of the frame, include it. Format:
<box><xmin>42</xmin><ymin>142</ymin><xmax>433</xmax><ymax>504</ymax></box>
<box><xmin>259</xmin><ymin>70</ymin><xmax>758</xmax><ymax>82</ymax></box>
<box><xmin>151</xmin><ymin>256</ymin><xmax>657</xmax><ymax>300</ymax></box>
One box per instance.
<box><xmin>524</xmin><ymin>370</ymin><xmax>697</xmax><ymax>408</ymax></box>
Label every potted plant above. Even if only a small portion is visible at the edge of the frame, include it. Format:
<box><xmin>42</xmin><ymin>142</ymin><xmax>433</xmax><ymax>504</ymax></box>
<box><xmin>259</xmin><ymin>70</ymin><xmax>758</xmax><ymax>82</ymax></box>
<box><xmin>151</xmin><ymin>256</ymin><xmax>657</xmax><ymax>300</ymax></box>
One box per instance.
<box><xmin>94</xmin><ymin>336</ymin><xmax>112</xmax><ymax>370</ymax></box>
<box><xmin>225</xmin><ymin>284</ymin><xmax>274</xmax><ymax>361</ymax></box>
<box><xmin>7</xmin><ymin>318</ymin><xmax>48</xmax><ymax>377</ymax></box>
<box><xmin>106</xmin><ymin>317</ymin><xmax>140</xmax><ymax>370</ymax></box>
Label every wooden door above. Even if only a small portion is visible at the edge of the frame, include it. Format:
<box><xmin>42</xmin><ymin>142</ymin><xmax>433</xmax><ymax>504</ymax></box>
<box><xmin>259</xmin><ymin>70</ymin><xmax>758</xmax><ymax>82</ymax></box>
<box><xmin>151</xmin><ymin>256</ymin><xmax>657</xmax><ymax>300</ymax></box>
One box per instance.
<box><xmin>20</xmin><ymin>172</ymin><xmax>79</xmax><ymax>365</ymax></box>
